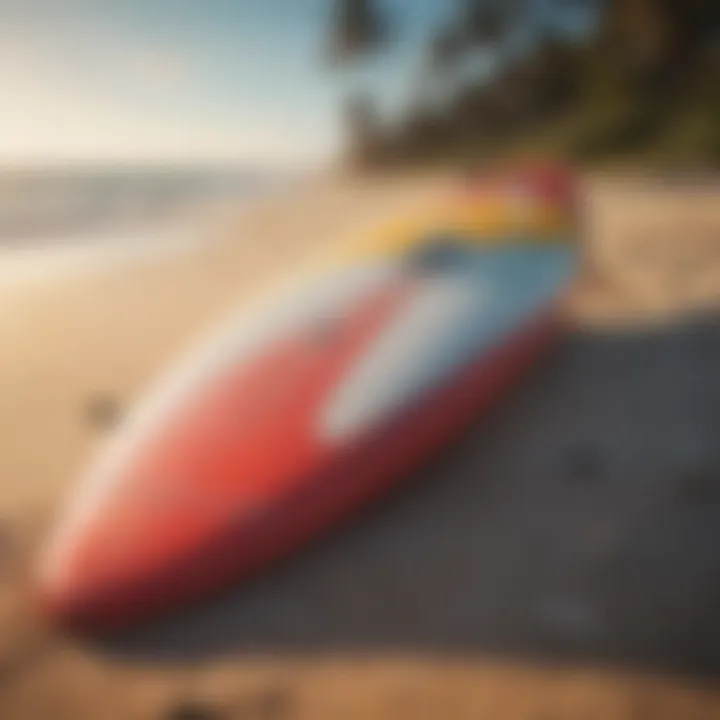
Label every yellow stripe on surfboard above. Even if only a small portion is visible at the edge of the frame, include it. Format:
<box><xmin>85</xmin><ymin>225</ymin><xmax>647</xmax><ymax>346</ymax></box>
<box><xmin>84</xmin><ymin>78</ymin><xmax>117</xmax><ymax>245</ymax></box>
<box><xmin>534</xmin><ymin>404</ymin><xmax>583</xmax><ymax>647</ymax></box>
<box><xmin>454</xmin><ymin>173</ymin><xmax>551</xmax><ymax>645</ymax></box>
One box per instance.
<box><xmin>335</xmin><ymin>198</ymin><xmax>575</xmax><ymax>265</ymax></box>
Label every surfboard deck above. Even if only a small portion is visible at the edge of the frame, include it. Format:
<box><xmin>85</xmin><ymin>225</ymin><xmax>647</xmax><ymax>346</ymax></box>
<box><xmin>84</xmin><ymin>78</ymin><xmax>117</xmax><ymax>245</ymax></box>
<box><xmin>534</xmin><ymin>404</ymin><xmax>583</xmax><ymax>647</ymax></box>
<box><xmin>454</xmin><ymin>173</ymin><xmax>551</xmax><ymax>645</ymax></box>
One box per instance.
<box><xmin>36</xmin><ymin>180</ymin><xmax>579</xmax><ymax>632</ymax></box>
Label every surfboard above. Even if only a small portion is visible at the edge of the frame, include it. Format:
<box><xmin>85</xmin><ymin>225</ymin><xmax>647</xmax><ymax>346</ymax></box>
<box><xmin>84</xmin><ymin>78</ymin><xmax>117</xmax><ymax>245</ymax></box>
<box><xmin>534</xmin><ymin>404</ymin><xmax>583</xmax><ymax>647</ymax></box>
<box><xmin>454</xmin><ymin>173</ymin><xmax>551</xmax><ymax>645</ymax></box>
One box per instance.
<box><xmin>36</xmin><ymin>176</ymin><xmax>579</xmax><ymax>632</ymax></box>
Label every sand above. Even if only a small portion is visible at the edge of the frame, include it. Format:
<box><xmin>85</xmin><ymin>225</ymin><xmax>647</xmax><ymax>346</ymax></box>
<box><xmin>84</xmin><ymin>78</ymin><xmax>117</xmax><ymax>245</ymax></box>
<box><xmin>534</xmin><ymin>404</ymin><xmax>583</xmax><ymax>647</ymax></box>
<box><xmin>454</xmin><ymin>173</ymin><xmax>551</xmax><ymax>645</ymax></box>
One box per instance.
<box><xmin>0</xmin><ymin>173</ymin><xmax>719</xmax><ymax>719</ymax></box>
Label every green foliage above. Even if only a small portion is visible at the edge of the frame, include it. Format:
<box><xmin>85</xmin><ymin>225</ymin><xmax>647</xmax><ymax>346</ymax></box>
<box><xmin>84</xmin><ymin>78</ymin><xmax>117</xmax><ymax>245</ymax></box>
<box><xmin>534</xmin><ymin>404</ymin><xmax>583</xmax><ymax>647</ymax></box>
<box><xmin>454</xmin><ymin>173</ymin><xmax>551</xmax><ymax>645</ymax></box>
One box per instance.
<box><xmin>330</xmin><ymin>0</ymin><xmax>720</xmax><ymax>167</ymax></box>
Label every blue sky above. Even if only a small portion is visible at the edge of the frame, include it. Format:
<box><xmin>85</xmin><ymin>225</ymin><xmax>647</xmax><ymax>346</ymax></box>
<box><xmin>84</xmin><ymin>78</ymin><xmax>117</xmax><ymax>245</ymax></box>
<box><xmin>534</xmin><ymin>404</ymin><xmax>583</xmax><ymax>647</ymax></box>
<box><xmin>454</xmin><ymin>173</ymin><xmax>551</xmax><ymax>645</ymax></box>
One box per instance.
<box><xmin>0</xmin><ymin>1</ymin><xmax>593</xmax><ymax>166</ymax></box>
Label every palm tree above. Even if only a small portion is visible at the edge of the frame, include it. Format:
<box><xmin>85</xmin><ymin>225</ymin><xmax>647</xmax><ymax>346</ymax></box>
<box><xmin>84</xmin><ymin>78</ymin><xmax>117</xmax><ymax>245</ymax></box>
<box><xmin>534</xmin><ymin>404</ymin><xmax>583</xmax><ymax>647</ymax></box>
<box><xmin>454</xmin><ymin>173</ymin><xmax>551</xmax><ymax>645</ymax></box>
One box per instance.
<box><xmin>328</xmin><ymin>1</ymin><xmax>391</xmax><ymax>163</ymax></box>
<box><xmin>327</xmin><ymin>0</ymin><xmax>388</xmax><ymax>65</ymax></box>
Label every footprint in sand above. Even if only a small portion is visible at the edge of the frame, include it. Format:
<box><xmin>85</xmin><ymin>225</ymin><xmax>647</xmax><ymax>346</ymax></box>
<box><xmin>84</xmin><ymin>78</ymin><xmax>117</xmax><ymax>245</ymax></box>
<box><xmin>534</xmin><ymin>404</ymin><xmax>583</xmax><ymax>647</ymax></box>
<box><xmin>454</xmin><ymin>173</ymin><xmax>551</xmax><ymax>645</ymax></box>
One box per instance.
<box><xmin>84</xmin><ymin>394</ymin><xmax>124</xmax><ymax>430</ymax></box>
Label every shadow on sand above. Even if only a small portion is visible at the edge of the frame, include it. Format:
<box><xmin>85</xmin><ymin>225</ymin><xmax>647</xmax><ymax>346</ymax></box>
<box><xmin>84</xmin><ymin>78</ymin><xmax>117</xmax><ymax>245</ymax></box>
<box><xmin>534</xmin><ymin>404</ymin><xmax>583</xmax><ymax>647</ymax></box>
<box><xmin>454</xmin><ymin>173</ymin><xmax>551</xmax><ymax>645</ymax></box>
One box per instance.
<box><xmin>97</xmin><ymin>313</ymin><xmax>720</xmax><ymax>677</ymax></box>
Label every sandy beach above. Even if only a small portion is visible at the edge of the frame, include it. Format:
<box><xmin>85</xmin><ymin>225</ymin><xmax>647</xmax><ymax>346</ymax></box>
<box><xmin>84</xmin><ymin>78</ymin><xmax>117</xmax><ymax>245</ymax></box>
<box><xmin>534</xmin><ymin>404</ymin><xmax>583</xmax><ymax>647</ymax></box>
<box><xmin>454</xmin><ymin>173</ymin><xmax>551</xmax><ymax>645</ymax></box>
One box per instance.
<box><xmin>1</xmin><ymin>173</ymin><xmax>719</xmax><ymax>719</ymax></box>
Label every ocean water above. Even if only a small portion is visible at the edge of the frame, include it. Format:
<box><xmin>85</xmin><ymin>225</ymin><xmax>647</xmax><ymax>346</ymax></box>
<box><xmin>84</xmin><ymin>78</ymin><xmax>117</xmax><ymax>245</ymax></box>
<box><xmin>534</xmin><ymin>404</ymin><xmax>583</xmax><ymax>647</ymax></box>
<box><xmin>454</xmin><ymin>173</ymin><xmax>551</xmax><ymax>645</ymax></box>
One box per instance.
<box><xmin>0</xmin><ymin>166</ymin><xmax>274</xmax><ymax>246</ymax></box>
<box><xmin>0</xmin><ymin>166</ymin><xmax>278</xmax><ymax>287</ymax></box>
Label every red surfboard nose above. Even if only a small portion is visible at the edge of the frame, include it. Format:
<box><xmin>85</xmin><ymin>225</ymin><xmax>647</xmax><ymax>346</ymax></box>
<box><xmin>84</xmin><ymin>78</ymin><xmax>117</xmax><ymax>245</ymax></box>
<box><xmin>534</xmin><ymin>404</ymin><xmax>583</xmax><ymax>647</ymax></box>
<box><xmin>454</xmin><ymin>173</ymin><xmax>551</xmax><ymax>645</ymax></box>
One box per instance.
<box><xmin>35</xmin><ymin>512</ymin><xmax>218</xmax><ymax>633</ymax></box>
<box><xmin>35</xmin><ymin>543</ymin><xmax>120</xmax><ymax>632</ymax></box>
<box><xmin>37</xmin><ymin>579</ymin><xmax>95</xmax><ymax>632</ymax></box>
<box><xmin>34</xmin><ymin>459</ymin><xmax>234</xmax><ymax>632</ymax></box>
<box><xmin>35</xmin><ymin>476</ymin><xmax>247</xmax><ymax>632</ymax></box>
